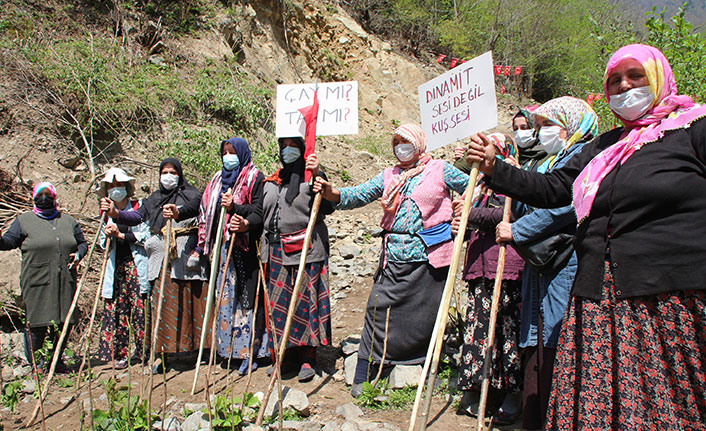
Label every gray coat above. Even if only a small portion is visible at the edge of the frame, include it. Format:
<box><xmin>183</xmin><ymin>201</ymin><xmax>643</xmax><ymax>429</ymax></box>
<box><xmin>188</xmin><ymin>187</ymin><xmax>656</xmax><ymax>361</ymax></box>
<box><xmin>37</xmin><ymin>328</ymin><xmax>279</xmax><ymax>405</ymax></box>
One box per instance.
<box><xmin>261</xmin><ymin>180</ymin><xmax>332</xmax><ymax>266</ymax></box>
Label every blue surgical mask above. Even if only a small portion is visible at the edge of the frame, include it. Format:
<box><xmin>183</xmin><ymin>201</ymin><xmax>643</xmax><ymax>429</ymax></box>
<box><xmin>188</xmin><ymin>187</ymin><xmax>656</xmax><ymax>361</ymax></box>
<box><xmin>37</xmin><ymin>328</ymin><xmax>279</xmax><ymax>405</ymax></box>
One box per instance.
<box><xmin>223</xmin><ymin>154</ymin><xmax>240</xmax><ymax>171</ymax></box>
<box><xmin>281</xmin><ymin>146</ymin><xmax>301</xmax><ymax>164</ymax></box>
<box><xmin>108</xmin><ymin>186</ymin><xmax>128</xmax><ymax>202</ymax></box>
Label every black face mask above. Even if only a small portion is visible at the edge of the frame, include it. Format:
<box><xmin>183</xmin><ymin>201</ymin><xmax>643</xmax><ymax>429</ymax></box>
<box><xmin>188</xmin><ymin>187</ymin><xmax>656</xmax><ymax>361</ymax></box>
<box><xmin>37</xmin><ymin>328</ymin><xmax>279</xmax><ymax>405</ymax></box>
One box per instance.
<box><xmin>34</xmin><ymin>194</ymin><xmax>55</xmax><ymax>210</ymax></box>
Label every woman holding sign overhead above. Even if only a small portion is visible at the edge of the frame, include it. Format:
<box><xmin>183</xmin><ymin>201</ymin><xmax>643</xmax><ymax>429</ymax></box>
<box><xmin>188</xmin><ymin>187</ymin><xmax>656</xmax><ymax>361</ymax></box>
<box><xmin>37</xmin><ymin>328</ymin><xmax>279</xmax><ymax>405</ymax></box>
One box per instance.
<box><xmin>314</xmin><ymin>123</ymin><xmax>469</xmax><ymax>397</ymax></box>
<box><xmin>261</xmin><ymin>136</ymin><xmax>335</xmax><ymax>382</ymax></box>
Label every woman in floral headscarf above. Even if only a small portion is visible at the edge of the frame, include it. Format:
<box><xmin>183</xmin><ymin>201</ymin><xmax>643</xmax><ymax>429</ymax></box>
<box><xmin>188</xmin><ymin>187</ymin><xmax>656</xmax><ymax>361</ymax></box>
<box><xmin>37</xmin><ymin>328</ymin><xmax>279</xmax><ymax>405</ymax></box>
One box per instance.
<box><xmin>465</xmin><ymin>44</ymin><xmax>706</xmax><ymax>430</ymax></box>
<box><xmin>315</xmin><ymin>124</ymin><xmax>469</xmax><ymax>396</ymax></box>
<box><xmin>495</xmin><ymin>96</ymin><xmax>598</xmax><ymax>429</ymax></box>
<box><xmin>0</xmin><ymin>182</ymin><xmax>87</xmax><ymax>372</ymax></box>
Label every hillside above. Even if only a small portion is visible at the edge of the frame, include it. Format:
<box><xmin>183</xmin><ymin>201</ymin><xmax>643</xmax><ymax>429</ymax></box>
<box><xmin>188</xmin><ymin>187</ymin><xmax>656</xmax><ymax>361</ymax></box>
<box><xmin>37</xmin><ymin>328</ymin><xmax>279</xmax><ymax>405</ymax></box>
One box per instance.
<box><xmin>617</xmin><ymin>0</ymin><xmax>706</xmax><ymax>27</ymax></box>
<box><xmin>0</xmin><ymin>1</ymin><xmax>521</xmax><ymax>430</ymax></box>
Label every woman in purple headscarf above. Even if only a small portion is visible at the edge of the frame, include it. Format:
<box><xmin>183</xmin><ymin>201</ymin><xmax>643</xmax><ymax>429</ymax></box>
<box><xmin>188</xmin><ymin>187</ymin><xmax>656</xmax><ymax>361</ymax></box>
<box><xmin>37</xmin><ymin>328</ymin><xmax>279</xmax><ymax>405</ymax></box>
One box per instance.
<box><xmin>465</xmin><ymin>44</ymin><xmax>706</xmax><ymax>430</ymax></box>
<box><xmin>196</xmin><ymin>137</ymin><xmax>267</xmax><ymax>375</ymax></box>
<box><xmin>0</xmin><ymin>182</ymin><xmax>87</xmax><ymax>372</ymax></box>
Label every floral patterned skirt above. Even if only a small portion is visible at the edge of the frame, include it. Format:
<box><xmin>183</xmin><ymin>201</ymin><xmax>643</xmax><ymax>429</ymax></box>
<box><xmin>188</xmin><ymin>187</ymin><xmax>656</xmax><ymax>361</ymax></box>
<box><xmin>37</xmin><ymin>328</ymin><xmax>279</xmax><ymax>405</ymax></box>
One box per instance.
<box><xmin>98</xmin><ymin>257</ymin><xmax>148</xmax><ymax>362</ymax></box>
<box><xmin>457</xmin><ymin>277</ymin><xmax>522</xmax><ymax>392</ymax></box>
<box><xmin>216</xmin><ymin>246</ymin><xmax>269</xmax><ymax>359</ymax></box>
<box><xmin>267</xmin><ymin>243</ymin><xmax>331</xmax><ymax>349</ymax></box>
<box><xmin>547</xmin><ymin>261</ymin><xmax>706</xmax><ymax>431</ymax></box>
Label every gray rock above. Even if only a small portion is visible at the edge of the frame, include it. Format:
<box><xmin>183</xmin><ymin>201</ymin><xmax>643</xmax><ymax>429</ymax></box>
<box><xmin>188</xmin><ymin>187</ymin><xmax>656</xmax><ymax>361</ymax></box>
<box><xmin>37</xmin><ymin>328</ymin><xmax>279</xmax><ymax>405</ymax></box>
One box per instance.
<box><xmin>270</xmin><ymin>421</ymin><xmax>322</xmax><ymax>431</ymax></box>
<box><xmin>183</xmin><ymin>402</ymin><xmax>207</xmax><ymax>413</ymax></box>
<box><xmin>333</xmin><ymin>292</ymin><xmax>347</xmax><ymax>300</ymax></box>
<box><xmin>388</xmin><ymin>365</ymin><xmax>422</xmax><ymax>389</ymax></box>
<box><xmin>336</xmin><ymin>402</ymin><xmax>363</xmax><ymax>421</ymax></box>
<box><xmin>265</xmin><ymin>386</ymin><xmax>310</xmax><ymax>417</ymax></box>
<box><xmin>328</xmin><ymin>227</ymin><xmax>337</xmax><ymax>239</ymax></box>
<box><xmin>343</xmin><ymin>352</ymin><xmax>358</xmax><ymax>385</ymax></box>
<box><xmin>338</xmin><ymin>245</ymin><xmax>360</xmax><ymax>259</ymax></box>
<box><xmin>243</xmin><ymin>426</ymin><xmax>267</xmax><ymax>431</ymax></box>
<box><xmin>181</xmin><ymin>411</ymin><xmax>209</xmax><ymax>431</ymax></box>
<box><xmin>153</xmin><ymin>416</ymin><xmax>182</xmax><ymax>431</ymax></box>
<box><xmin>381</xmin><ymin>42</ymin><xmax>392</xmax><ymax>52</ymax></box>
<box><xmin>322</xmin><ymin>420</ymin><xmax>339</xmax><ymax>431</ymax></box>
<box><xmin>340</xmin><ymin>421</ymin><xmax>361</xmax><ymax>431</ymax></box>
<box><xmin>369</xmin><ymin>227</ymin><xmax>384</xmax><ymax>237</ymax></box>
<box><xmin>341</xmin><ymin>335</ymin><xmax>360</xmax><ymax>356</ymax></box>
<box><xmin>353</xmin><ymin>421</ymin><xmax>380</xmax><ymax>431</ymax></box>
<box><xmin>22</xmin><ymin>379</ymin><xmax>36</xmax><ymax>394</ymax></box>
<box><xmin>13</xmin><ymin>365</ymin><xmax>31</xmax><ymax>378</ymax></box>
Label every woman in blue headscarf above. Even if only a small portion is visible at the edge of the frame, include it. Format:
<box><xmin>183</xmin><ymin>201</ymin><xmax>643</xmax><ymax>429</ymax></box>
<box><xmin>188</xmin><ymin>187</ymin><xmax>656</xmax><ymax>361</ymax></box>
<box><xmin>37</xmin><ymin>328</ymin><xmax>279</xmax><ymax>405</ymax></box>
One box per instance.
<box><xmin>196</xmin><ymin>137</ymin><xmax>267</xmax><ymax>374</ymax></box>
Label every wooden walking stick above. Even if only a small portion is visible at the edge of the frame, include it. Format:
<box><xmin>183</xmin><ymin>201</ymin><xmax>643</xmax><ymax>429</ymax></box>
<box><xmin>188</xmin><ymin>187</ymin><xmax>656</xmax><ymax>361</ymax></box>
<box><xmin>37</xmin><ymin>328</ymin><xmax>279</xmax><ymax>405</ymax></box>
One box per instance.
<box><xmin>192</xmin><ymin>190</ymin><xmax>231</xmax><ymax>394</ymax></box>
<box><xmin>476</xmin><ymin>197</ymin><xmax>512</xmax><ymax>431</ymax></box>
<box><xmin>204</xmin><ymin>233</ymin><xmax>236</xmax><ymax>390</ymax></box>
<box><xmin>408</xmin><ymin>162</ymin><xmax>480</xmax><ymax>431</ymax></box>
<box><xmin>75</xmin><ymin>237</ymin><xmax>112</xmax><ymax>387</ymax></box>
<box><xmin>27</xmin><ymin>212</ymin><xmax>108</xmax><ymax>427</ymax></box>
<box><xmin>147</xmin><ymin>218</ymin><xmax>172</xmax><ymax>431</ymax></box>
<box><xmin>239</xmin><ymin>264</ymin><xmax>262</xmax><ymax>410</ymax></box>
<box><xmin>256</xmin><ymin>191</ymin><xmax>323</xmax><ymax>425</ymax></box>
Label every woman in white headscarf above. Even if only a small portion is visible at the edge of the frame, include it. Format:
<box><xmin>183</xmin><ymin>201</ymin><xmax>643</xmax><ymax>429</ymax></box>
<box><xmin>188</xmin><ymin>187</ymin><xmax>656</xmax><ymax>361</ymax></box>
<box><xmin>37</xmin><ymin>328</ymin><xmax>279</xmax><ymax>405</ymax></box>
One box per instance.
<box><xmin>97</xmin><ymin>167</ymin><xmax>151</xmax><ymax>369</ymax></box>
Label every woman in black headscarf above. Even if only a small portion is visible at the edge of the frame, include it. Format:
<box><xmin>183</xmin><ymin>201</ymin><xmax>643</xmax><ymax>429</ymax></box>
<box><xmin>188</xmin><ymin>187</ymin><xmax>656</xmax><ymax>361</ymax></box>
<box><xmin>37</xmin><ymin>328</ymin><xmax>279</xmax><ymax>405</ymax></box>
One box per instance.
<box><xmin>260</xmin><ymin>137</ymin><xmax>335</xmax><ymax>382</ymax></box>
<box><xmin>101</xmin><ymin>157</ymin><xmax>207</xmax><ymax>372</ymax></box>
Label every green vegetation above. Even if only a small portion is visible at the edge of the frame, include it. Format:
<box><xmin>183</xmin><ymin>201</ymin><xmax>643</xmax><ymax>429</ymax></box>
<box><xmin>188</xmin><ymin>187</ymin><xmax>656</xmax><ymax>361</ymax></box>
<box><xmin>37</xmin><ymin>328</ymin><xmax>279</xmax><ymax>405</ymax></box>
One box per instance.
<box><xmin>1</xmin><ymin>379</ymin><xmax>24</xmax><ymax>412</ymax></box>
<box><xmin>346</xmin><ymin>1</ymin><xmax>706</xmax><ymax>131</ymax></box>
<box><xmin>91</xmin><ymin>379</ymin><xmax>159</xmax><ymax>431</ymax></box>
<box><xmin>356</xmin><ymin>380</ymin><xmax>418</xmax><ymax>411</ymax></box>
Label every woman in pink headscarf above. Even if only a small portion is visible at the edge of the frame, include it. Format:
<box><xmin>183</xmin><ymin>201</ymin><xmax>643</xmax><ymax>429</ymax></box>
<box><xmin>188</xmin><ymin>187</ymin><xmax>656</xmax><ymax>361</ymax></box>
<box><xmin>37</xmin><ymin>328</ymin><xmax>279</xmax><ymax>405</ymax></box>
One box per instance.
<box><xmin>465</xmin><ymin>44</ymin><xmax>706</xmax><ymax>430</ymax></box>
<box><xmin>315</xmin><ymin>124</ymin><xmax>469</xmax><ymax>397</ymax></box>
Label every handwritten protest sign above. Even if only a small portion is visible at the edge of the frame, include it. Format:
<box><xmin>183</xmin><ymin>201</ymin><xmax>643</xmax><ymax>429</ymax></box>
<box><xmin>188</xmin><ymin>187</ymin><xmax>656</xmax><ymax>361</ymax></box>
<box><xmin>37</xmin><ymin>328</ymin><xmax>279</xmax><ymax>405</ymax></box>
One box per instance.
<box><xmin>418</xmin><ymin>51</ymin><xmax>497</xmax><ymax>151</ymax></box>
<box><xmin>276</xmin><ymin>81</ymin><xmax>358</xmax><ymax>137</ymax></box>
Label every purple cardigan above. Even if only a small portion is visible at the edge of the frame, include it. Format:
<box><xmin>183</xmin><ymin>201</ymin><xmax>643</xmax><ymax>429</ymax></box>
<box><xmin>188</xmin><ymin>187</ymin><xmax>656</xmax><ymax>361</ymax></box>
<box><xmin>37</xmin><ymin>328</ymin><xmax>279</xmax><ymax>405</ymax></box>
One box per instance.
<box><xmin>462</xmin><ymin>195</ymin><xmax>524</xmax><ymax>281</ymax></box>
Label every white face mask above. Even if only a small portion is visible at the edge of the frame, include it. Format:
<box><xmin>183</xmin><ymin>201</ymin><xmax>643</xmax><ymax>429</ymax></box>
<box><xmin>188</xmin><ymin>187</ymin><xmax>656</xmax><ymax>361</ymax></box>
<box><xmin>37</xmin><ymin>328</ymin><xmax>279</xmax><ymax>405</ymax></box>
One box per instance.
<box><xmin>394</xmin><ymin>143</ymin><xmax>416</xmax><ymax>163</ymax></box>
<box><xmin>281</xmin><ymin>146</ymin><xmax>301</xmax><ymax>164</ymax></box>
<box><xmin>537</xmin><ymin>126</ymin><xmax>566</xmax><ymax>155</ymax></box>
<box><xmin>108</xmin><ymin>186</ymin><xmax>127</xmax><ymax>202</ymax></box>
<box><xmin>608</xmin><ymin>86</ymin><xmax>655</xmax><ymax>121</ymax></box>
<box><xmin>160</xmin><ymin>173</ymin><xmax>179</xmax><ymax>190</ymax></box>
<box><xmin>222</xmin><ymin>154</ymin><xmax>240</xmax><ymax>171</ymax></box>
<box><xmin>514</xmin><ymin>129</ymin><xmax>536</xmax><ymax>149</ymax></box>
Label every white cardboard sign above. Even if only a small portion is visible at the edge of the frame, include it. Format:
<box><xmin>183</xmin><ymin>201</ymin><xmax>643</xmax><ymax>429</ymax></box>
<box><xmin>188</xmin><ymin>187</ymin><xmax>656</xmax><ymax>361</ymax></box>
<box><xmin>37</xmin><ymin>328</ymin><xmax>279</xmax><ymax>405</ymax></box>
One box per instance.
<box><xmin>418</xmin><ymin>51</ymin><xmax>497</xmax><ymax>151</ymax></box>
<box><xmin>275</xmin><ymin>81</ymin><xmax>359</xmax><ymax>137</ymax></box>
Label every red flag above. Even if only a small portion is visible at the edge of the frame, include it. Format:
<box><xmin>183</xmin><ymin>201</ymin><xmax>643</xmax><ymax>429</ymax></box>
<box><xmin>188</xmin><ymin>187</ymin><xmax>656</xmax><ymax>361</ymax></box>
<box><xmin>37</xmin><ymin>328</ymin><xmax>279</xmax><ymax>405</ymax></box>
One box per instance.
<box><xmin>514</xmin><ymin>66</ymin><xmax>522</xmax><ymax>75</ymax></box>
<box><xmin>594</xmin><ymin>93</ymin><xmax>603</xmax><ymax>101</ymax></box>
<box><xmin>503</xmin><ymin>66</ymin><xmax>511</xmax><ymax>76</ymax></box>
<box><xmin>500</xmin><ymin>85</ymin><xmax>506</xmax><ymax>94</ymax></box>
<box><xmin>436</xmin><ymin>54</ymin><xmax>447</xmax><ymax>63</ymax></box>
<box><xmin>298</xmin><ymin>90</ymin><xmax>319</xmax><ymax>182</ymax></box>
<box><xmin>450</xmin><ymin>58</ymin><xmax>459</xmax><ymax>68</ymax></box>
<box><xmin>460</xmin><ymin>60</ymin><xmax>467</xmax><ymax>64</ymax></box>
<box><xmin>494</xmin><ymin>65</ymin><xmax>502</xmax><ymax>75</ymax></box>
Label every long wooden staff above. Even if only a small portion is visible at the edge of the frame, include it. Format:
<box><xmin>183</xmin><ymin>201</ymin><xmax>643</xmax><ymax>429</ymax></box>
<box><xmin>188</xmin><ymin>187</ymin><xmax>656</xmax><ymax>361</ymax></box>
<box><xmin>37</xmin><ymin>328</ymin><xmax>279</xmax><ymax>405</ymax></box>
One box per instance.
<box><xmin>191</xmin><ymin>191</ymin><xmax>230</xmax><ymax>395</ymax></box>
<box><xmin>476</xmin><ymin>197</ymin><xmax>512</xmax><ymax>430</ymax></box>
<box><xmin>204</xmin><ymin>234</ymin><xmax>235</xmax><ymax>388</ymax></box>
<box><xmin>147</xmin><ymin>218</ymin><xmax>172</xmax><ymax>431</ymax></box>
<box><xmin>256</xmin><ymin>191</ymin><xmax>323</xmax><ymax>424</ymax></box>
<box><xmin>75</xmin><ymin>236</ymin><xmax>112</xmax><ymax>387</ymax></box>
<box><xmin>240</xmin><ymin>261</ymin><xmax>262</xmax><ymax>407</ymax></box>
<box><xmin>408</xmin><ymin>162</ymin><xmax>480</xmax><ymax>431</ymax></box>
<box><xmin>27</xmin><ymin>212</ymin><xmax>108</xmax><ymax>427</ymax></box>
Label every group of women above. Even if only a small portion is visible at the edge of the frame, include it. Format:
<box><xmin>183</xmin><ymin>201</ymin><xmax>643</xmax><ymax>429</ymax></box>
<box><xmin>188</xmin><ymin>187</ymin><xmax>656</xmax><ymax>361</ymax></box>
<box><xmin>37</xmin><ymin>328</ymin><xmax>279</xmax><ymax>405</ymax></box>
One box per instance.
<box><xmin>2</xmin><ymin>43</ymin><xmax>705</xmax><ymax>430</ymax></box>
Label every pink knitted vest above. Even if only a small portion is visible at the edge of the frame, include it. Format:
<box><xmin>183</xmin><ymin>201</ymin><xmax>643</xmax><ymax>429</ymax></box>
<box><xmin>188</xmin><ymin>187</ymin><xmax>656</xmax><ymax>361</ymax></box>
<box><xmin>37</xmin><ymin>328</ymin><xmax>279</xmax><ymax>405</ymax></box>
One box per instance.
<box><xmin>381</xmin><ymin>159</ymin><xmax>453</xmax><ymax>268</ymax></box>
